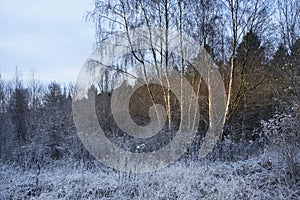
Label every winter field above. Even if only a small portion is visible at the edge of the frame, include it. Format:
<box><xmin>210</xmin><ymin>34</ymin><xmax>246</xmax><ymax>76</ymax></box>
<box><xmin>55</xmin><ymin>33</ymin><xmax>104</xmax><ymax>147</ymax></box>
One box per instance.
<box><xmin>1</xmin><ymin>150</ymin><xmax>299</xmax><ymax>200</ymax></box>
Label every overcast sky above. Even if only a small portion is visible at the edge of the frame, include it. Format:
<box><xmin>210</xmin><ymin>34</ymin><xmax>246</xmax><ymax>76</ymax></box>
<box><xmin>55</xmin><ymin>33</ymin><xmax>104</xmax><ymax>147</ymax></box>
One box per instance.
<box><xmin>0</xmin><ymin>0</ymin><xmax>95</xmax><ymax>83</ymax></box>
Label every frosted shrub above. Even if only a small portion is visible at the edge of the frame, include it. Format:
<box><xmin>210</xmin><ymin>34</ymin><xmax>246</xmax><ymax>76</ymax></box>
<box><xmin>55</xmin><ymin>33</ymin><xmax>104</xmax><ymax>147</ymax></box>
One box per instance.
<box><xmin>261</xmin><ymin>112</ymin><xmax>300</xmax><ymax>177</ymax></box>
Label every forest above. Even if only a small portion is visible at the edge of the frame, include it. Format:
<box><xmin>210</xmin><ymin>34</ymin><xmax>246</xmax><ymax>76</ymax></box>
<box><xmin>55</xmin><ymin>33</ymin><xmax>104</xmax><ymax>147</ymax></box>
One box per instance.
<box><xmin>0</xmin><ymin>0</ymin><xmax>299</xmax><ymax>199</ymax></box>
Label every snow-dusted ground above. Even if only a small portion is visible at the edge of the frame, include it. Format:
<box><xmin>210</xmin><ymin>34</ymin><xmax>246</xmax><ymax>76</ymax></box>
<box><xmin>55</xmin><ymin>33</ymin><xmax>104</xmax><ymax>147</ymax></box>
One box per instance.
<box><xmin>1</xmin><ymin>152</ymin><xmax>299</xmax><ymax>200</ymax></box>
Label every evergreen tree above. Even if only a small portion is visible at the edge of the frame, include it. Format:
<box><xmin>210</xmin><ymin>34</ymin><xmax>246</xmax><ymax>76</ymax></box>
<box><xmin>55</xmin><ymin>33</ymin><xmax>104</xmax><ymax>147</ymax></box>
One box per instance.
<box><xmin>44</xmin><ymin>82</ymin><xmax>67</xmax><ymax>160</ymax></box>
<box><xmin>289</xmin><ymin>38</ymin><xmax>300</xmax><ymax>106</ymax></box>
<box><xmin>9</xmin><ymin>85</ymin><xmax>29</xmax><ymax>145</ymax></box>
<box><xmin>227</xmin><ymin>31</ymin><xmax>270</xmax><ymax>140</ymax></box>
<box><xmin>270</xmin><ymin>44</ymin><xmax>290</xmax><ymax>109</ymax></box>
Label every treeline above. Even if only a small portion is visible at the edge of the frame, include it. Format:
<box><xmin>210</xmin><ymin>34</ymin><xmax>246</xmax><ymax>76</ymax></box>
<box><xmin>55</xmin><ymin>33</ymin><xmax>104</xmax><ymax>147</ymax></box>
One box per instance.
<box><xmin>0</xmin><ymin>0</ymin><xmax>299</xmax><ymax>167</ymax></box>
<box><xmin>0</xmin><ymin>33</ymin><xmax>298</xmax><ymax>167</ymax></box>
<box><xmin>0</xmin><ymin>75</ymin><xmax>94</xmax><ymax>167</ymax></box>
<box><xmin>87</xmin><ymin>0</ymin><xmax>300</xmax><ymax>140</ymax></box>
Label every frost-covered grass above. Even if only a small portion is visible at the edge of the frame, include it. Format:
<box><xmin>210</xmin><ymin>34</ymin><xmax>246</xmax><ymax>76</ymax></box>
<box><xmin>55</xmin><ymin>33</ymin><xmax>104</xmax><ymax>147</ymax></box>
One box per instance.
<box><xmin>1</xmin><ymin>152</ymin><xmax>299</xmax><ymax>200</ymax></box>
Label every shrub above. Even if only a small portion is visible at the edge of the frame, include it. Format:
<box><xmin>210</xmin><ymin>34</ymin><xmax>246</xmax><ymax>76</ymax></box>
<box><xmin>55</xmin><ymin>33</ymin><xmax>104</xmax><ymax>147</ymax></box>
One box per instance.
<box><xmin>260</xmin><ymin>111</ymin><xmax>300</xmax><ymax>177</ymax></box>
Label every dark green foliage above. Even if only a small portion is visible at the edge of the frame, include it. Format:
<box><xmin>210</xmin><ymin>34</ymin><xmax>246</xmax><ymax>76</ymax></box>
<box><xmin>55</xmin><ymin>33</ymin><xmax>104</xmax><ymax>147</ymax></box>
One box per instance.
<box><xmin>9</xmin><ymin>87</ymin><xmax>29</xmax><ymax>144</ymax></box>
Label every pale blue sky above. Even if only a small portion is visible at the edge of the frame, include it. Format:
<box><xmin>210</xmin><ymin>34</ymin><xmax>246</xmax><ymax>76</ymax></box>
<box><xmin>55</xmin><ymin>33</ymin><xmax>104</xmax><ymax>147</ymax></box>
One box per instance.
<box><xmin>0</xmin><ymin>0</ymin><xmax>95</xmax><ymax>83</ymax></box>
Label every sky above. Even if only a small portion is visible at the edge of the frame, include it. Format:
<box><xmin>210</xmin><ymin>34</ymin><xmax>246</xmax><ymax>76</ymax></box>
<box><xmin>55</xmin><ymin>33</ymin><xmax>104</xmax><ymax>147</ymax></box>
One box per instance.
<box><xmin>0</xmin><ymin>0</ymin><xmax>95</xmax><ymax>83</ymax></box>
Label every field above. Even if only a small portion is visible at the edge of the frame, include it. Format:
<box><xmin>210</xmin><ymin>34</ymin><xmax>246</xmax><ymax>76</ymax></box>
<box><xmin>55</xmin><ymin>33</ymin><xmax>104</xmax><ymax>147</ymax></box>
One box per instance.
<box><xmin>1</xmin><ymin>151</ymin><xmax>299</xmax><ymax>200</ymax></box>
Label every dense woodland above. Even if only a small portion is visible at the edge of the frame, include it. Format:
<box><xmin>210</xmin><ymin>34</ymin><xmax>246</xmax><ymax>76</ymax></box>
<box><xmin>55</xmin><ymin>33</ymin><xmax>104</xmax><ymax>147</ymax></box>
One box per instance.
<box><xmin>0</xmin><ymin>0</ymin><xmax>299</xmax><ymax>177</ymax></box>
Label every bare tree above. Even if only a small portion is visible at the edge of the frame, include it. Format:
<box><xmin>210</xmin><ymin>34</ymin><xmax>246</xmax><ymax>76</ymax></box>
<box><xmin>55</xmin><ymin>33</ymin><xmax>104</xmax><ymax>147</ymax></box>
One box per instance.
<box><xmin>221</xmin><ymin>0</ymin><xmax>273</xmax><ymax>138</ymax></box>
<box><xmin>276</xmin><ymin>0</ymin><xmax>300</xmax><ymax>52</ymax></box>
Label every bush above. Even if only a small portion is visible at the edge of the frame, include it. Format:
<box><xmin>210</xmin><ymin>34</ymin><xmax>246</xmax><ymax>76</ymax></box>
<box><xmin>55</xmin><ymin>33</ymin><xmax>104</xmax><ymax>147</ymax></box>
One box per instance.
<box><xmin>260</xmin><ymin>112</ymin><xmax>300</xmax><ymax>177</ymax></box>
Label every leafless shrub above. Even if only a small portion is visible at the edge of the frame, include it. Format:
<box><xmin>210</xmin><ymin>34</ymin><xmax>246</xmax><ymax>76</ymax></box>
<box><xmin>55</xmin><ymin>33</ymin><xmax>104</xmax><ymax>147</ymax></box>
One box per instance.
<box><xmin>261</xmin><ymin>111</ymin><xmax>300</xmax><ymax>178</ymax></box>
